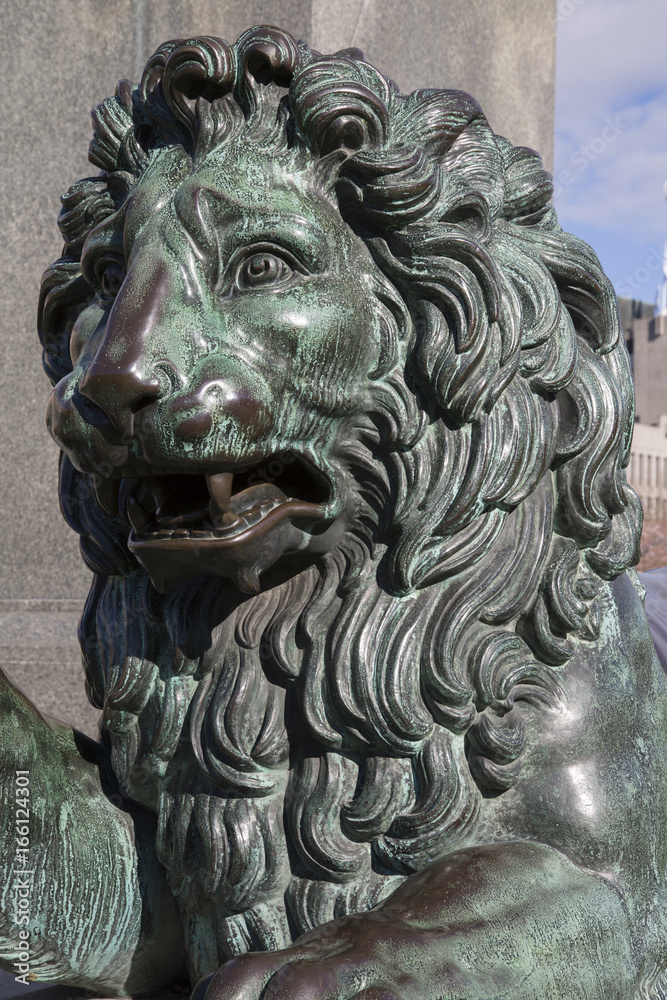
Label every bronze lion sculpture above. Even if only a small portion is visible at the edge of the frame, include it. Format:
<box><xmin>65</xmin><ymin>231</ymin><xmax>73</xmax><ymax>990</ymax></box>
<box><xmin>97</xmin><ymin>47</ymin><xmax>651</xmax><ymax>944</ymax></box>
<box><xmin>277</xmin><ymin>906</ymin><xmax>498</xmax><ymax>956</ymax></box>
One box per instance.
<box><xmin>2</xmin><ymin>24</ymin><xmax>667</xmax><ymax>1000</ymax></box>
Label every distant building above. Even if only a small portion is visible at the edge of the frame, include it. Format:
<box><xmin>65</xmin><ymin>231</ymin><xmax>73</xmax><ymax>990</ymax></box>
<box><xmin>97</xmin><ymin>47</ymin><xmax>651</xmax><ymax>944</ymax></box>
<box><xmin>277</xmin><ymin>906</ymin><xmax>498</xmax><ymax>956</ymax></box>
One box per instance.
<box><xmin>619</xmin><ymin>296</ymin><xmax>667</xmax><ymax>519</ymax></box>
<box><xmin>618</xmin><ymin>296</ymin><xmax>667</xmax><ymax>425</ymax></box>
<box><xmin>656</xmin><ymin>242</ymin><xmax>667</xmax><ymax>318</ymax></box>
<box><xmin>628</xmin><ymin>420</ymin><xmax>667</xmax><ymax>521</ymax></box>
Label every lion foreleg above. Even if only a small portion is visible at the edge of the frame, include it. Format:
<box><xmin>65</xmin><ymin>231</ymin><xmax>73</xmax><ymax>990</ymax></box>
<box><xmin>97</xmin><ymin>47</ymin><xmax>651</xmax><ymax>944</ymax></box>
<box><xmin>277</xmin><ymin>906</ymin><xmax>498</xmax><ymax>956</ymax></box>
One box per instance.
<box><xmin>199</xmin><ymin>841</ymin><xmax>638</xmax><ymax>1000</ymax></box>
<box><xmin>0</xmin><ymin>666</ymin><xmax>185</xmax><ymax>996</ymax></box>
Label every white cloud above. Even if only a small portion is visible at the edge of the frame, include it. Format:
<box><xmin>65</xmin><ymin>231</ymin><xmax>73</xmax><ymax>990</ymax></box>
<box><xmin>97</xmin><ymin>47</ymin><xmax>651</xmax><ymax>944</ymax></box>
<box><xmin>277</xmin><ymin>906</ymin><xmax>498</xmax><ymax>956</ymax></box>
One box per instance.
<box><xmin>555</xmin><ymin>0</ymin><xmax>667</xmax><ymax>301</ymax></box>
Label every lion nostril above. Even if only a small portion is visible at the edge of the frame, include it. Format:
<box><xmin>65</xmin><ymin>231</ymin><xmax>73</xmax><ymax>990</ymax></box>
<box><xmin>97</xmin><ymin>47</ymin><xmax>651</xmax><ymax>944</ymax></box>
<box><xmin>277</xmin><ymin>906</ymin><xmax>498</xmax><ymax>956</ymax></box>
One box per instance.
<box><xmin>71</xmin><ymin>387</ymin><xmax>124</xmax><ymax>444</ymax></box>
<box><xmin>129</xmin><ymin>390</ymin><xmax>162</xmax><ymax>415</ymax></box>
<box><xmin>79</xmin><ymin>369</ymin><xmax>161</xmax><ymax>435</ymax></box>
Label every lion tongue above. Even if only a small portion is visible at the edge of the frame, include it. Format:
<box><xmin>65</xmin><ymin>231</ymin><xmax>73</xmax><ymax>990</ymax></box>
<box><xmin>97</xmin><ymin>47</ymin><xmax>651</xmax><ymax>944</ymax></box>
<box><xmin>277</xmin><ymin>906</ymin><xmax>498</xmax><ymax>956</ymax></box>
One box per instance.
<box><xmin>229</xmin><ymin>482</ymin><xmax>287</xmax><ymax>512</ymax></box>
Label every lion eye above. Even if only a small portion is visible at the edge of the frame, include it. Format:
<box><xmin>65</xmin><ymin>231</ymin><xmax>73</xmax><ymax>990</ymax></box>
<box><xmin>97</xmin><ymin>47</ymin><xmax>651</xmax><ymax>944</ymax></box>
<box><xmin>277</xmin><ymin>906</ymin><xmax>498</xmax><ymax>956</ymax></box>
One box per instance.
<box><xmin>99</xmin><ymin>260</ymin><xmax>126</xmax><ymax>300</ymax></box>
<box><xmin>238</xmin><ymin>252</ymin><xmax>290</xmax><ymax>289</ymax></box>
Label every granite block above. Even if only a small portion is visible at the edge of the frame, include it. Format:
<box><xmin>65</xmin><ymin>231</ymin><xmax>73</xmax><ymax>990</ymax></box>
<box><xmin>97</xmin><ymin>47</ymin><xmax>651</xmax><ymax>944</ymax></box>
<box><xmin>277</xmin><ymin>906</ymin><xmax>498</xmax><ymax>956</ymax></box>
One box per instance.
<box><xmin>0</xmin><ymin>609</ymin><xmax>99</xmax><ymax>738</ymax></box>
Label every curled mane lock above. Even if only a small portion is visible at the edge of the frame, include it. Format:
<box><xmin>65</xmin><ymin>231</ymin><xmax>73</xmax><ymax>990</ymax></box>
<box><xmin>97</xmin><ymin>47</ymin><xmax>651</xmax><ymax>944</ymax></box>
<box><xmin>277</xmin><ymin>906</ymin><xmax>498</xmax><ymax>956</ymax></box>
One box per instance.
<box><xmin>41</xmin><ymin>25</ymin><xmax>641</xmax><ymax>975</ymax></box>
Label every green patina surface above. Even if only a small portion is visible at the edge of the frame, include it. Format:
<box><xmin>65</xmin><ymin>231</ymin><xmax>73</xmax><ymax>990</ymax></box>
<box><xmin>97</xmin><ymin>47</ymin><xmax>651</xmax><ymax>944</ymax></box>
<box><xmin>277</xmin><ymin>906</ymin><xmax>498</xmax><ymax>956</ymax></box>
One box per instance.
<box><xmin>1</xmin><ymin>24</ymin><xmax>666</xmax><ymax>1000</ymax></box>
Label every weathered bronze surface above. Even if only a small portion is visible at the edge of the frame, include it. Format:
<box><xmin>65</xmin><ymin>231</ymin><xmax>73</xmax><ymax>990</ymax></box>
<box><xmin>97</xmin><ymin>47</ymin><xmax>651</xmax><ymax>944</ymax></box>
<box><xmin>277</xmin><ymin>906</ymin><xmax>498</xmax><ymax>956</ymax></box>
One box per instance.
<box><xmin>2</xmin><ymin>25</ymin><xmax>666</xmax><ymax>999</ymax></box>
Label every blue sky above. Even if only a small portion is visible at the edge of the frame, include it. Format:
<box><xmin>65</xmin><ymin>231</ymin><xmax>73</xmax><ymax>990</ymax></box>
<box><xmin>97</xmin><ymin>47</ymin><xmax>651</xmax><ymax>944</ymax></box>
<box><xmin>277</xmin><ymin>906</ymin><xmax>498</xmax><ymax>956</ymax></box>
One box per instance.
<box><xmin>555</xmin><ymin>0</ymin><xmax>667</xmax><ymax>303</ymax></box>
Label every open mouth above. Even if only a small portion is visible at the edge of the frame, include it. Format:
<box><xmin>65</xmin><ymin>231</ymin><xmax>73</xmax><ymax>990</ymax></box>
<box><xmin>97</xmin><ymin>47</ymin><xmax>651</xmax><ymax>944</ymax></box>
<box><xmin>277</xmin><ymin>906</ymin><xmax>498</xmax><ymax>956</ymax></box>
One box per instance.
<box><xmin>94</xmin><ymin>453</ymin><xmax>332</xmax><ymax>593</ymax></box>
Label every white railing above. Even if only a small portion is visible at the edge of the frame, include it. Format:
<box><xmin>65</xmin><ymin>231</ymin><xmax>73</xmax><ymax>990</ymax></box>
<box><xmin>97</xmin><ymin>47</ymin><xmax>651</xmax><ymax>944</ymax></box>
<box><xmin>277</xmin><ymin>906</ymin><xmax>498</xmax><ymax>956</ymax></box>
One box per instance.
<box><xmin>627</xmin><ymin>417</ymin><xmax>667</xmax><ymax>520</ymax></box>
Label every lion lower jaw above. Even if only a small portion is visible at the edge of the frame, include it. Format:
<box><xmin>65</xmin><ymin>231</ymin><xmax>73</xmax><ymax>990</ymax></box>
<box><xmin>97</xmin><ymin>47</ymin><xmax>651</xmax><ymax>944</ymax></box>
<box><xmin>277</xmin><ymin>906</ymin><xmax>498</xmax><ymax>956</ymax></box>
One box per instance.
<box><xmin>129</xmin><ymin>498</ymin><xmax>329</xmax><ymax>593</ymax></box>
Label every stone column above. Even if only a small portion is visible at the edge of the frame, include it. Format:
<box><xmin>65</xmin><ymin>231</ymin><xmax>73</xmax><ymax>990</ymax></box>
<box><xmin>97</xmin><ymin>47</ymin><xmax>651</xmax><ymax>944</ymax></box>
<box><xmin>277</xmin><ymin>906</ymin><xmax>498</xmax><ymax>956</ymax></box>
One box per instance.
<box><xmin>312</xmin><ymin>0</ymin><xmax>556</xmax><ymax>167</ymax></box>
<box><xmin>0</xmin><ymin>0</ymin><xmax>556</xmax><ymax>736</ymax></box>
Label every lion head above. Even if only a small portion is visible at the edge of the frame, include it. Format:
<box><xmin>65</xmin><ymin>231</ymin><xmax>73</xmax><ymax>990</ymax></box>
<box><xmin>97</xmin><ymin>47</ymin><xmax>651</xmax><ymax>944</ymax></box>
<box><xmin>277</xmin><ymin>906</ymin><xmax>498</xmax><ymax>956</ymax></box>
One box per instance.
<box><xmin>40</xmin><ymin>26</ymin><xmax>642</xmax><ymax>980</ymax></box>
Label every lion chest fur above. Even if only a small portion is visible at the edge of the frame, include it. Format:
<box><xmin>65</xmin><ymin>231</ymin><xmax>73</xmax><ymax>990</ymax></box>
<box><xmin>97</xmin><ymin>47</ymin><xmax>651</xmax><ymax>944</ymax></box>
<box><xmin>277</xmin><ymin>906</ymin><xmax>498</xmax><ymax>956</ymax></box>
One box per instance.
<box><xmin>92</xmin><ymin>564</ymin><xmax>667</xmax><ymax>979</ymax></box>
<box><xmin>94</xmin><ymin>557</ymin><xmax>482</xmax><ymax>968</ymax></box>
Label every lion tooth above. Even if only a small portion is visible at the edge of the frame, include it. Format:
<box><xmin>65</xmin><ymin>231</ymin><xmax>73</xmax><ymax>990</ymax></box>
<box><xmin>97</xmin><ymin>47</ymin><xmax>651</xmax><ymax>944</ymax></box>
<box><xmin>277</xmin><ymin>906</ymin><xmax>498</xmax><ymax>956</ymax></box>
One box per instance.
<box><xmin>207</xmin><ymin>472</ymin><xmax>235</xmax><ymax>528</ymax></box>
<box><xmin>93</xmin><ymin>476</ymin><xmax>121</xmax><ymax>517</ymax></box>
<box><xmin>207</xmin><ymin>473</ymin><xmax>233</xmax><ymax>511</ymax></box>
<box><xmin>127</xmin><ymin>497</ymin><xmax>150</xmax><ymax>532</ymax></box>
<box><xmin>244</xmin><ymin>508</ymin><xmax>263</xmax><ymax>526</ymax></box>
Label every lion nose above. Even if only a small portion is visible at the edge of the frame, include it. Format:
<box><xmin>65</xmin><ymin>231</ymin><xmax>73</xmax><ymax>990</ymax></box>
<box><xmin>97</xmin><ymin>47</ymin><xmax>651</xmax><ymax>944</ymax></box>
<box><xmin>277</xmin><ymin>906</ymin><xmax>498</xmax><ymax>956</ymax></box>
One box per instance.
<box><xmin>79</xmin><ymin>361</ymin><xmax>161</xmax><ymax>437</ymax></box>
<box><xmin>78</xmin><ymin>260</ymin><xmax>170</xmax><ymax>436</ymax></box>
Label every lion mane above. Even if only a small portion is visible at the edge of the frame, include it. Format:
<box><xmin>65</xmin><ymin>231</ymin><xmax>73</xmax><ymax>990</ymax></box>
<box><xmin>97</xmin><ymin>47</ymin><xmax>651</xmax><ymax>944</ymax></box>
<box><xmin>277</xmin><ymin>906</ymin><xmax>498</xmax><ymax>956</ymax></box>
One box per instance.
<box><xmin>39</xmin><ymin>27</ymin><xmax>641</xmax><ymax>979</ymax></box>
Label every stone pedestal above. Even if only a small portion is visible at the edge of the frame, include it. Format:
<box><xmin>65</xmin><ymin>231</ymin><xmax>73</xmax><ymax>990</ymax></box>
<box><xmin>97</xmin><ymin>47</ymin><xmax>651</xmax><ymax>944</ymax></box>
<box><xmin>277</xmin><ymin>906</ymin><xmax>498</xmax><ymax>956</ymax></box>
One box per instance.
<box><xmin>0</xmin><ymin>601</ymin><xmax>99</xmax><ymax>737</ymax></box>
<box><xmin>0</xmin><ymin>0</ymin><xmax>555</xmax><ymax>734</ymax></box>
